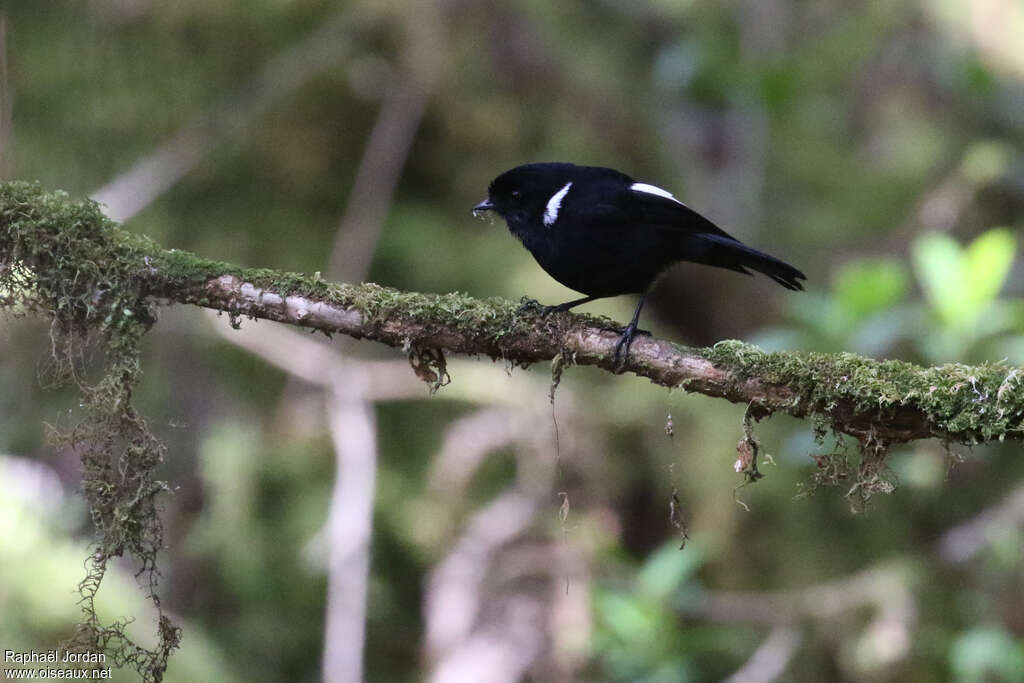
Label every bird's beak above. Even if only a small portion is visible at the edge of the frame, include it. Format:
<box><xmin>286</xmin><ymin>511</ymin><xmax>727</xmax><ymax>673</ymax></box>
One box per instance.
<box><xmin>472</xmin><ymin>198</ymin><xmax>495</xmax><ymax>216</ymax></box>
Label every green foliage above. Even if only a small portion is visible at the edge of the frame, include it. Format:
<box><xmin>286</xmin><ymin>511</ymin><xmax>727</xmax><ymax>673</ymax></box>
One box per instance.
<box><xmin>592</xmin><ymin>543</ymin><xmax>707</xmax><ymax>682</ymax></box>
<box><xmin>833</xmin><ymin>259</ymin><xmax>909</xmax><ymax>321</ymax></box>
<box><xmin>950</xmin><ymin>627</ymin><xmax>1024</xmax><ymax>683</ymax></box>
<box><xmin>913</xmin><ymin>229</ymin><xmax>1019</xmax><ymax>360</ymax></box>
<box><xmin>636</xmin><ymin>542</ymin><xmax>704</xmax><ymax>601</ymax></box>
<box><xmin>772</xmin><ymin>257</ymin><xmax>911</xmax><ymax>356</ymax></box>
<box><xmin>764</xmin><ymin>228</ymin><xmax>1022</xmax><ymax>364</ymax></box>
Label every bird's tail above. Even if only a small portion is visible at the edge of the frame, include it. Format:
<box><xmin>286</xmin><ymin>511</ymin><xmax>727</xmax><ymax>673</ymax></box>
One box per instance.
<box><xmin>694</xmin><ymin>234</ymin><xmax>806</xmax><ymax>291</ymax></box>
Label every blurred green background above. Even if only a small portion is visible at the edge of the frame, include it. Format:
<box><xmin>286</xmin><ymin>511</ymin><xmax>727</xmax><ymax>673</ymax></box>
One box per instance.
<box><xmin>2</xmin><ymin>0</ymin><xmax>1024</xmax><ymax>681</ymax></box>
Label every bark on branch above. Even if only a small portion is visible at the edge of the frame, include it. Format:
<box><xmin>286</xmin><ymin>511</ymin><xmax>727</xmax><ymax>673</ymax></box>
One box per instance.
<box><xmin>183</xmin><ymin>275</ymin><xmax>1024</xmax><ymax>447</ymax></box>
<box><xmin>3</xmin><ymin>181</ymin><xmax>1023</xmax><ymax>449</ymax></box>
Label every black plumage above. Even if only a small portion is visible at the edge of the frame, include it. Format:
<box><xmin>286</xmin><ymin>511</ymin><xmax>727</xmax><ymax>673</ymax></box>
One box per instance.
<box><xmin>473</xmin><ymin>162</ymin><xmax>805</xmax><ymax>364</ymax></box>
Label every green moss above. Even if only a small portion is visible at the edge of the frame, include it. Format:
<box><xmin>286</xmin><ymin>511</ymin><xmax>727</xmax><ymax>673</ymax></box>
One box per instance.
<box><xmin>700</xmin><ymin>340</ymin><xmax>1024</xmax><ymax>445</ymax></box>
<box><xmin>149</xmin><ymin>242</ymin><xmax>561</xmax><ymax>355</ymax></box>
<box><xmin>699</xmin><ymin>340</ymin><xmax>1024</xmax><ymax>504</ymax></box>
<box><xmin>0</xmin><ymin>181</ymin><xmax>178</xmax><ymax>681</ymax></box>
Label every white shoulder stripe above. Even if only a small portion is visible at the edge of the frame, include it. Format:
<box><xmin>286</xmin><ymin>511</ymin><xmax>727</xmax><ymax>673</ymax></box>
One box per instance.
<box><xmin>543</xmin><ymin>182</ymin><xmax>573</xmax><ymax>227</ymax></box>
<box><xmin>630</xmin><ymin>182</ymin><xmax>684</xmax><ymax>205</ymax></box>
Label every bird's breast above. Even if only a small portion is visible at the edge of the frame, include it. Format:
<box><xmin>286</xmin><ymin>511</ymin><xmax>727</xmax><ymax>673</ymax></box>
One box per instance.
<box><xmin>509</xmin><ymin>217</ymin><xmax>679</xmax><ymax>297</ymax></box>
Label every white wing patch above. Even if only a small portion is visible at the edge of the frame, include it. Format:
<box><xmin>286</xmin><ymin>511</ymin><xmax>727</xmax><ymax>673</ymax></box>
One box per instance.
<box><xmin>630</xmin><ymin>182</ymin><xmax>684</xmax><ymax>205</ymax></box>
<box><xmin>543</xmin><ymin>182</ymin><xmax>573</xmax><ymax>227</ymax></box>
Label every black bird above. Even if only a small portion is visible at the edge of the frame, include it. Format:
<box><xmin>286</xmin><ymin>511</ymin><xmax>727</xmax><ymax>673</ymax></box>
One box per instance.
<box><xmin>473</xmin><ymin>162</ymin><xmax>805</xmax><ymax>365</ymax></box>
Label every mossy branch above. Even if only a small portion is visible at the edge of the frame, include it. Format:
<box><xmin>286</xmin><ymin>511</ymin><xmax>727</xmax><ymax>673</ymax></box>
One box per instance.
<box><xmin>3</xmin><ymin>180</ymin><xmax>1018</xmax><ymax>679</ymax></box>
<box><xmin>3</xmin><ymin>181</ymin><xmax>1023</xmax><ymax>450</ymax></box>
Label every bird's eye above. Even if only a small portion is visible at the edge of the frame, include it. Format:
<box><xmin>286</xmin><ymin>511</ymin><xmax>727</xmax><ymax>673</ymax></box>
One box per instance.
<box><xmin>511</xmin><ymin>190</ymin><xmax>521</xmax><ymax>200</ymax></box>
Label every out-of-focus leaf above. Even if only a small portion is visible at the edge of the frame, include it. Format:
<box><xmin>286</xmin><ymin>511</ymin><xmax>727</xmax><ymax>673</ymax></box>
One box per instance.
<box><xmin>636</xmin><ymin>542</ymin><xmax>703</xmax><ymax>600</ymax></box>
<box><xmin>833</xmin><ymin>258</ymin><xmax>908</xmax><ymax>320</ymax></box>
<box><xmin>912</xmin><ymin>232</ymin><xmax>965</xmax><ymax>327</ymax></box>
<box><xmin>963</xmin><ymin>228</ymin><xmax>1016</xmax><ymax>314</ymax></box>
<box><xmin>911</xmin><ymin>228</ymin><xmax>1015</xmax><ymax>334</ymax></box>
<box><xmin>950</xmin><ymin>627</ymin><xmax>1024</xmax><ymax>683</ymax></box>
<box><xmin>784</xmin><ymin>291</ymin><xmax>852</xmax><ymax>340</ymax></box>
<box><xmin>595</xmin><ymin>592</ymin><xmax>661</xmax><ymax>643</ymax></box>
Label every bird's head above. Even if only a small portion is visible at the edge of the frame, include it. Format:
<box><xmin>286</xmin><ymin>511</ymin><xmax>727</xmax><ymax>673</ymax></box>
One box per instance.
<box><xmin>473</xmin><ymin>163</ymin><xmax>577</xmax><ymax>226</ymax></box>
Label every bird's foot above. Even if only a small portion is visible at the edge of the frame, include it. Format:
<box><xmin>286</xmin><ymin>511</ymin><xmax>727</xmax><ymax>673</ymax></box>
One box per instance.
<box><xmin>612</xmin><ymin>324</ymin><xmax>646</xmax><ymax>371</ymax></box>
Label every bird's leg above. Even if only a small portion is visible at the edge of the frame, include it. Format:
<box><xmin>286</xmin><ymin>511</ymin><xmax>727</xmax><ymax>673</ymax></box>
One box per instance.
<box><xmin>518</xmin><ymin>294</ymin><xmax>600</xmax><ymax>315</ymax></box>
<box><xmin>612</xmin><ymin>292</ymin><xmax>649</xmax><ymax>369</ymax></box>
<box><xmin>540</xmin><ymin>295</ymin><xmax>600</xmax><ymax>316</ymax></box>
